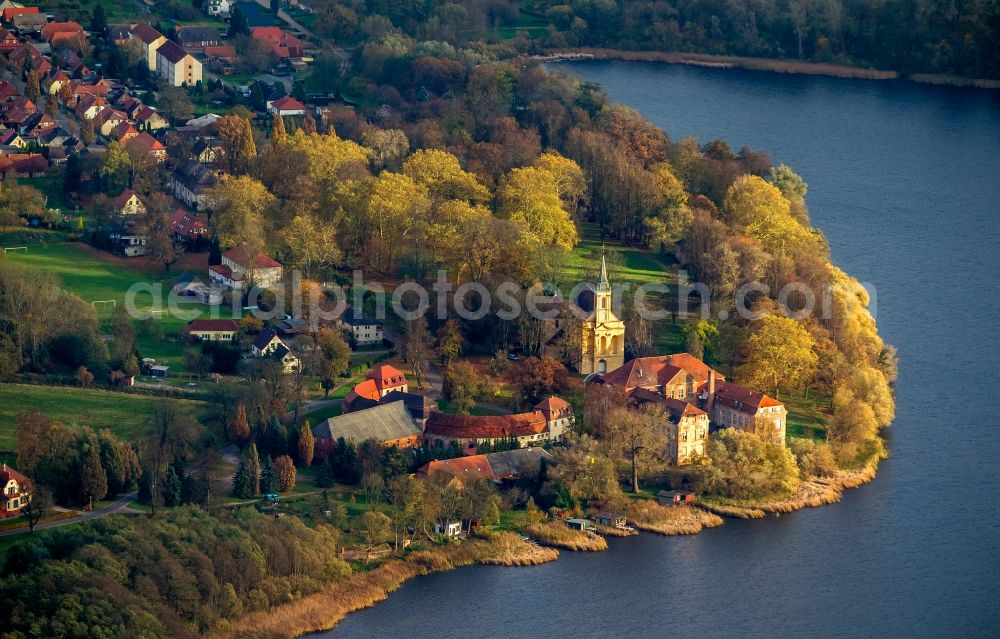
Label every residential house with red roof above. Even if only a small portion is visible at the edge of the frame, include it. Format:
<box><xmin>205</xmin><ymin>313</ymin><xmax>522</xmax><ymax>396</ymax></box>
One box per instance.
<box><xmin>42</xmin><ymin>70</ymin><xmax>69</xmax><ymax>95</ymax></box>
<box><xmin>251</xmin><ymin>26</ymin><xmax>305</xmax><ymax>58</ymax></box>
<box><xmin>111</xmin><ymin>120</ymin><xmax>139</xmax><ymax>143</ymax></box>
<box><xmin>135</xmin><ymin>105</ymin><xmax>169</xmax><ymax>131</ymax></box>
<box><xmin>20</xmin><ymin>111</ymin><xmax>55</xmax><ymax>138</ymax></box>
<box><xmin>169</xmin><ymin>209</ymin><xmax>210</xmax><ymax>244</ymax></box>
<box><xmin>114</xmin><ymin>188</ymin><xmax>146</xmax><ymax>215</ymax></box>
<box><xmin>416</xmin><ymin>447</ymin><xmax>553</xmax><ymax>484</ymax></box>
<box><xmin>210</xmin><ymin>244</ymin><xmax>283</xmax><ymax>290</ymax></box>
<box><xmin>0</xmin><ymin>128</ymin><xmax>26</xmax><ymax>148</ymax></box>
<box><xmin>0</xmin><ymin>463</ymin><xmax>30</xmax><ymax>517</ymax></box>
<box><xmin>125</xmin><ymin>131</ymin><xmax>167</xmax><ymax>161</ymax></box>
<box><xmin>0</xmin><ymin>27</ymin><xmax>18</xmax><ymax>51</ymax></box>
<box><xmin>1</xmin><ymin>6</ymin><xmax>37</xmax><ymax>24</ymax></box>
<box><xmin>42</xmin><ymin>21</ymin><xmax>85</xmax><ymax>48</ymax></box>
<box><xmin>0</xmin><ymin>153</ymin><xmax>47</xmax><ymax>178</ymax></box>
<box><xmin>95</xmin><ymin>106</ymin><xmax>128</xmax><ymax>136</ymax></box>
<box><xmin>186</xmin><ymin>319</ymin><xmax>239</xmax><ymax>342</ymax></box>
<box><xmin>268</xmin><ymin>95</ymin><xmax>305</xmax><ymax>116</ymax></box>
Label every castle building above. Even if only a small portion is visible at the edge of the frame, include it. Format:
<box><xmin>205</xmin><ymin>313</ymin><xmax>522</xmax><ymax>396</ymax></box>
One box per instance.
<box><xmin>579</xmin><ymin>255</ymin><xmax>626</xmax><ymax>375</ymax></box>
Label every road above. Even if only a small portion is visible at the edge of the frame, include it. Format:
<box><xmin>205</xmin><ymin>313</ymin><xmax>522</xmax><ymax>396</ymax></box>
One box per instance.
<box><xmin>0</xmin><ymin>492</ymin><xmax>139</xmax><ymax>538</ymax></box>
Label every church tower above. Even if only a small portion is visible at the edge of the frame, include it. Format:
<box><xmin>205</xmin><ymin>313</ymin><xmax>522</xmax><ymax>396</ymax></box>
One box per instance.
<box><xmin>580</xmin><ymin>254</ymin><xmax>626</xmax><ymax>375</ymax></box>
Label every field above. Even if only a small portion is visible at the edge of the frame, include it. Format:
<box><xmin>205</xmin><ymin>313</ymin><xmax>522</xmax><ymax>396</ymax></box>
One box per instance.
<box><xmin>558</xmin><ymin>223</ymin><xmax>674</xmax><ymax>290</ymax></box>
<box><xmin>0</xmin><ymin>384</ymin><xmax>207</xmax><ymax>449</ymax></box>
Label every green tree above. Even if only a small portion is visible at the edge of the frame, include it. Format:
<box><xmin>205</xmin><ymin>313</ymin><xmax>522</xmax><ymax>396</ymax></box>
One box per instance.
<box><xmin>355</xmin><ymin>510</ymin><xmax>391</xmax><ymax>563</ymax></box>
<box><xmin>314</xmin><ymin>328</ymin><xmax>350</xmax><ymax>397</ymax></box>
<box><xmin>229</xmin><ymin>6</ymin><xmax>250</xmax><ymax>37</ymax></box>
<box><xmin>80</xmin><ymin>443</ymin><xmax>108</xmax><ymax>508</ymax></box>
<box><xmin>162</xmin><ymin>465</ymin><xmax>182</xmax><ymax>506</ymax></box>
<box><xmin>260</xmin><ymin>456</ymin><xmax>278</xmax><ymax>494</ymax></box>
<box><xmin>700</xmin><ymin>428</ymin><xmax>800</xmax><ymax>499</ymax></box>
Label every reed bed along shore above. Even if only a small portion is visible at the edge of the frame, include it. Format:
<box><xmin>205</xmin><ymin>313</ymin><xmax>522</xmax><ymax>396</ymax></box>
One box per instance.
<box><xmin>700</xmin><ymin>466</ymin><xmax>879</xmax><ymax>519</ymax></box>
<box><xmin>525</xmin><ymin>521</ymin><xmax>609</xmax><ymax>551</ymax></box>
<box><xmin>595</xmin><ymin>524</ymin><xmax>639</xmax><ymax>537</ymax></box>
<box><xmin>539</xmin><ymin>48</ymin><xmax>899</xmax><ymax>80</ymax></box>
<box><xmin>626</xmin><ymin>500</ymin><xmax>724</xmax><ymax>535</ymax></box>
<box><xmin>213</xmin><ymin>535</ymin><xmax>556</xmax><ymax>639</ymax></box>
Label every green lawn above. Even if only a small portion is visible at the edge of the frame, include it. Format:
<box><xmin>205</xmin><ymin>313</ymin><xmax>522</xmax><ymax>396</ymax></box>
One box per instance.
<box><xmin>0</xmin><ymin>384</ymin><xmax>206</xmax><ymax>449</ymax></box>
<box><xmin>558</xmin><ymin>223</ymin><xmax>674</xmax><ymax>291</ymax></box>
<box><xmin>783</xmin><ymin>390</ymin><xmax>832</xmax><ymax>442</ymax></box>
<box><xmin>437</xmin><ymin>400</ymin><xmax>503</xmax><ymax>416</ymax></box>
<box><xmin>20</xmin><ymin>175</ymin><xmax>78</xmax><ymax>215</ymax></box>
<box><xmin>3</xmin><ymin>243</ymin><xmax>159</xmax><ymax>307</ymax></box>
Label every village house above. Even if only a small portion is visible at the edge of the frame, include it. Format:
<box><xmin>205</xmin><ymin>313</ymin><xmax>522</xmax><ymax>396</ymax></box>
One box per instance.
<box><xmin>423</xmin><ymin>397</ymin><xmax>573</xmax><ymax>453</ymax></box>
<box><xmin>250</xmin><ymin>331</ymin><xmax>300</xmax><ymax>373</ymax></box>
<box><xmin>41</xmin><ymin>21</ymin><xmax>85</xmax><ymax>48</ymax></box>
<box><xmin>342</xmin><ymin>364</ymin><xmax>408</xmax><ymax>412</ymax></box>
<box><xmin>114</xmin><ymin>189</ymin><xmax>146</xmax><ymax>215</ymax></box>
<box><xmin>0</xmin><ymin>153</ymin><xmax>47</xmax><ymax>178</ymax></box>
<box><xmin>130</xmin><ymin>23</ymin><xmax>167</xmax><ymax>71</ymax></box>
<box><xmin>0</xmin><ymin>128</ymin><xmax>25</xmax><ymax>148</ymax></box>
<box><xmin>203</xmin><ymin>0</ymin><xmax>232</xmax><ymax>17</ymax></box>
<box><xmin>193</xmin><ymin>136</ymin><xmax>224</xmax><ymax>165</ymax></box>
<box><xmin>416</xmin><ymin>447</ymin><xmax>553</xmax><ymax>484</ymax></box>
<box><xmin>268</xmin><ymin>95</ymin><xmax>306</xmax><ymax>117</ymax></box>
<box><xmin>11</xmin><ymin>12</ymin><xmax>48</xmax><ymax>34</ymax></box>
<box><xmin>340</xmin><ymin>306</ymin><xmax>383</xmax><ymax>346</ymax></box>
<box><xmin>135</xmin><ymin>105</ymin><xmax>169</xmax><ymax>131</ymax></box>
<box><xmin>312</xmin><ymin>400</ymin><xmax>422</xmax><ymax>461</ymax></box>
<box><xmin>170</xmin><ymin>273</ymin><xmax>222</xmax><ymax>305</ymax></box>
<box><xmin>110</xmin><ymin>228</ymin><xmax>148</xmax><ymax>257</ymax></box>
<box><xmin>156</xmin><ymin>40</ymin><xmax>203</xmax><ymax>86</ymax></box>
<box><xmin>0</xmin><ymin>463</ymin><xmax>30</xmax><ymax>517</ymax></box>
<box><xmin>125</xmin><ymin>131</ymin><xmax>167</xmax><ymax>162</ymax></box>
<box><xmin>701</xmin><ymin>372</ymin><xmax>788</xmax><ymax>442</ymax></box>
<box><xmin>186</xmin><ymin>318</ymin><xmax>239</xmax><ymax>342</ymax></box>
<box><xmin>111</xmin><ymin>121</ymin><xmax>138</xmax><ymax>143</ymax></box>
<box><xmin>169</xmin><ymin>209</ymin><xmax>210</xmax><ymax>245</ymax></box>
<box><xmin>250</xmin><ymin>26</ymin><xmax>305</xmax><ymax>58</ymax></box>
<box><xmin>1</xmin><ymin>5</ymin><xmax>37</xmax><ymax>24</ymax></box>
<box><xmin>42</xmin><ymin>70</ymin><xmax>69</xmax><ymax>95</ymax></box>
<box><xmin>209</xmin><ymin>244</ymin><xmax>283</xmax><ymax>290</ymax></box>
<box><xmin>170</xmin><ymin>160</ymin><xmax>217</xmax><ymax>209</ymax></box>
<box><xmin>95</xmin><ymin>106</ymin><xmax>128</xmax><ymax>137</ymax></box>
<box><xmin>0</xmin><ymin>27</ymin><xmax>18</xmax><ymax>52</ymax></box>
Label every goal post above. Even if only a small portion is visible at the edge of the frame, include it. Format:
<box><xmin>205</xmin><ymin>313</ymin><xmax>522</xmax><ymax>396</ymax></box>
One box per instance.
<box><xmin>91</xmin><ymin>299</ymin><xmax>117</xmax><ymax>313</ymax></box>
<box><xmin>3</xmin><ymin>246</ymin><xmax>27</xmax><ymax>254</ymax></box>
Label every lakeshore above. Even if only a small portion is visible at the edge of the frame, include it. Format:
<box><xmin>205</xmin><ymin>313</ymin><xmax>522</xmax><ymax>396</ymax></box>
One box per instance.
<box><xmin>538</xmin><ymin>48</ymin><xmax>1000</xmax><ymax>89</ymax></box>
<box><xmin>229</xmin><ymin>465</ymin><xmax>879</xmax><ymax>639</ymax></box>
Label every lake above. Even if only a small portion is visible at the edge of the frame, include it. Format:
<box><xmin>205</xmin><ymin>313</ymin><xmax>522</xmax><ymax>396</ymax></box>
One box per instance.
<box><xmin>318</xmin><ymin>62</ymin><xmax>1000</xmax><ymax>638</ymax></box>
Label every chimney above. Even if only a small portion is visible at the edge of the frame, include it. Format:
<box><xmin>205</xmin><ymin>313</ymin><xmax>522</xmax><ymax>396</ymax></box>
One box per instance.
<box><xmin>706</xmin><ymin>370</ymin><xmax>716</xmax><ymax>419</ymax></box>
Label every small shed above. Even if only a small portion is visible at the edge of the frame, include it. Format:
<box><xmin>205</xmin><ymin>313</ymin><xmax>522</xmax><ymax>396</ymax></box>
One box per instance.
<box><xmin>149</xmin><ymin>365</ymin><xmax>170</xmax><ymax>377</ymax></box>
<box><xmin>658</xmin><ymin>489</ymin><xmax>696</xmax><ymax>506</ymax></box>
<box><xmin>565</xmin><ymin>518</ymin><xmax>595</xmax><ymax>532</ymax></box>
<box><xmin>436</xmin><ymin>521</ymin><xmax>462</xmax><ymax>537</ymax></box>
<box><xmin>594</xmin><ymin>512</ymin><xmax>627</xmax><ymax>529</ymax></box>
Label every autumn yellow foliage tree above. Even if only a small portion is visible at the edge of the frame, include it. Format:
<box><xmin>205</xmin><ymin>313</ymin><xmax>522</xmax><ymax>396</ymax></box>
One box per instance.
<box><xmin>402</xmin><ymin>148</ymin><xmax>489</xmax><ymax>203</ymax></box>
<box><xmin>736</xmin><ymin>315</ymin><xmax>818</xmax><ymax>397</ymax></box>
<box><xmin>498</xmin><ymin>166</ymin><xmax>578</xmax><ymax>251</ymax></box>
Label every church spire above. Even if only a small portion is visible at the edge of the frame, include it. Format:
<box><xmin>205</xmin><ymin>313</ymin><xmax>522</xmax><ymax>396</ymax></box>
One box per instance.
<box><xmin>598</xmin><ymin>251</ymin><xmax>610</xmax><ymax>291</ymax></box>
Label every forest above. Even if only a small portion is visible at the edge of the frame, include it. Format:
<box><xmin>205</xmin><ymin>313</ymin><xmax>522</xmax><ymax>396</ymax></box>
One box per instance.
<box><xmin>306</xmin><ymin>0</ymin><xmax>1000</xmax><ymax>79</ymax></box>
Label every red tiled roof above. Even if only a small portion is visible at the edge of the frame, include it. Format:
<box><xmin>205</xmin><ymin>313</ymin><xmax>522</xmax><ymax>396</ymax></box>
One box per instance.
<box><xmin>114</xmin><ymin>188</ymin><xmax>143</xmax><ymax>209</ymax></box>
<box><xmin>366</xmin><ymin>364</ymin><xmax>407</xmax><ymax>392</ymax></box>
<box><xmin>420</xmin><ymin>456</ymin><xmax>497</xmax><ymax>481</ymax></box>
<box><xmin>41</xmin><ymin>21</ymin><xmax>84</xmax><ymax>41</ymax></box>
<box><xmin>223</xmin><ymin>245</ymin><xmax>281</xmax><ymax>269</ymax></box>
<box><xmin>169</xmin><ymin>209</ymin><xmax>209</xmax><ymax>239</ymax></box>
<box><xmin>2</xmin><ymin>7</ymin><xmax>38</xmax><ymax>22</ymax></box>
<box><xmin>210</xmin><ymin>263</ymin><xmax>244</xmax><ymax>281</ymax></box>
<box><xmin>600</xmin><ymin>353</ymin><xmax>723</xmax><ymax>391</ymax></box>
<box><xmin>534</xmin><ymin>395</ymin><xmax>571</xmax><ymax>413</ymax></box>
<box><xmin>187</xmin><ymin>319</ymin><xmax>239</xmax><ymax>333</ymax></box>
<box><xmin>130</xmin><ymin>23</ymin><xmax>164</xmax><ymax>45</ymax></box>
<box><xmin>126</xmin><ymin>131</ymin><xmax>166</xmax><ymax>154</ymax></box>
<box><xmin>271</xmin><ymin>95</ymin><xmax>305</xmax><ymax>111</ymax></box>
<box><xmin>424</xmin><ymin>411</ymin><xmax>548</xmax><ymax>439</ymax></box>
<box><xmin>701</xmin><ymin>381</ymin><xmax>783</xmax><ymax>414</ymax></box>
<box><xmin>348</xmin><ymin>379</ymin><xmax>380</xmax><ymax>403</ymax></box>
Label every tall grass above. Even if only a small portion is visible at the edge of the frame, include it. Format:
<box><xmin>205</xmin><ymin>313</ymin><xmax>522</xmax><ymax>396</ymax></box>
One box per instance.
<box><xmin>214</xmin><ymin>536</ymin><xmax>557</xmax><ymax>639</ymax></box>
<box><xmin>625</xmin><ymin>500</ymin><xmax>724</xmax><ymax>535</ymax></box>
<box><xmin>524</xmin><ymin>521</ymin><xmax>608</xmax><ymax>551</ymax></box>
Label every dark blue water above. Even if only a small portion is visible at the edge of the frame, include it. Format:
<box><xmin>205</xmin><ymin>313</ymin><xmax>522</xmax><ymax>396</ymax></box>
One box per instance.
<box><xmin>320</xmin><ymin>63</ymin><xmax>1000</xmax><ymax>638</ymax></box>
